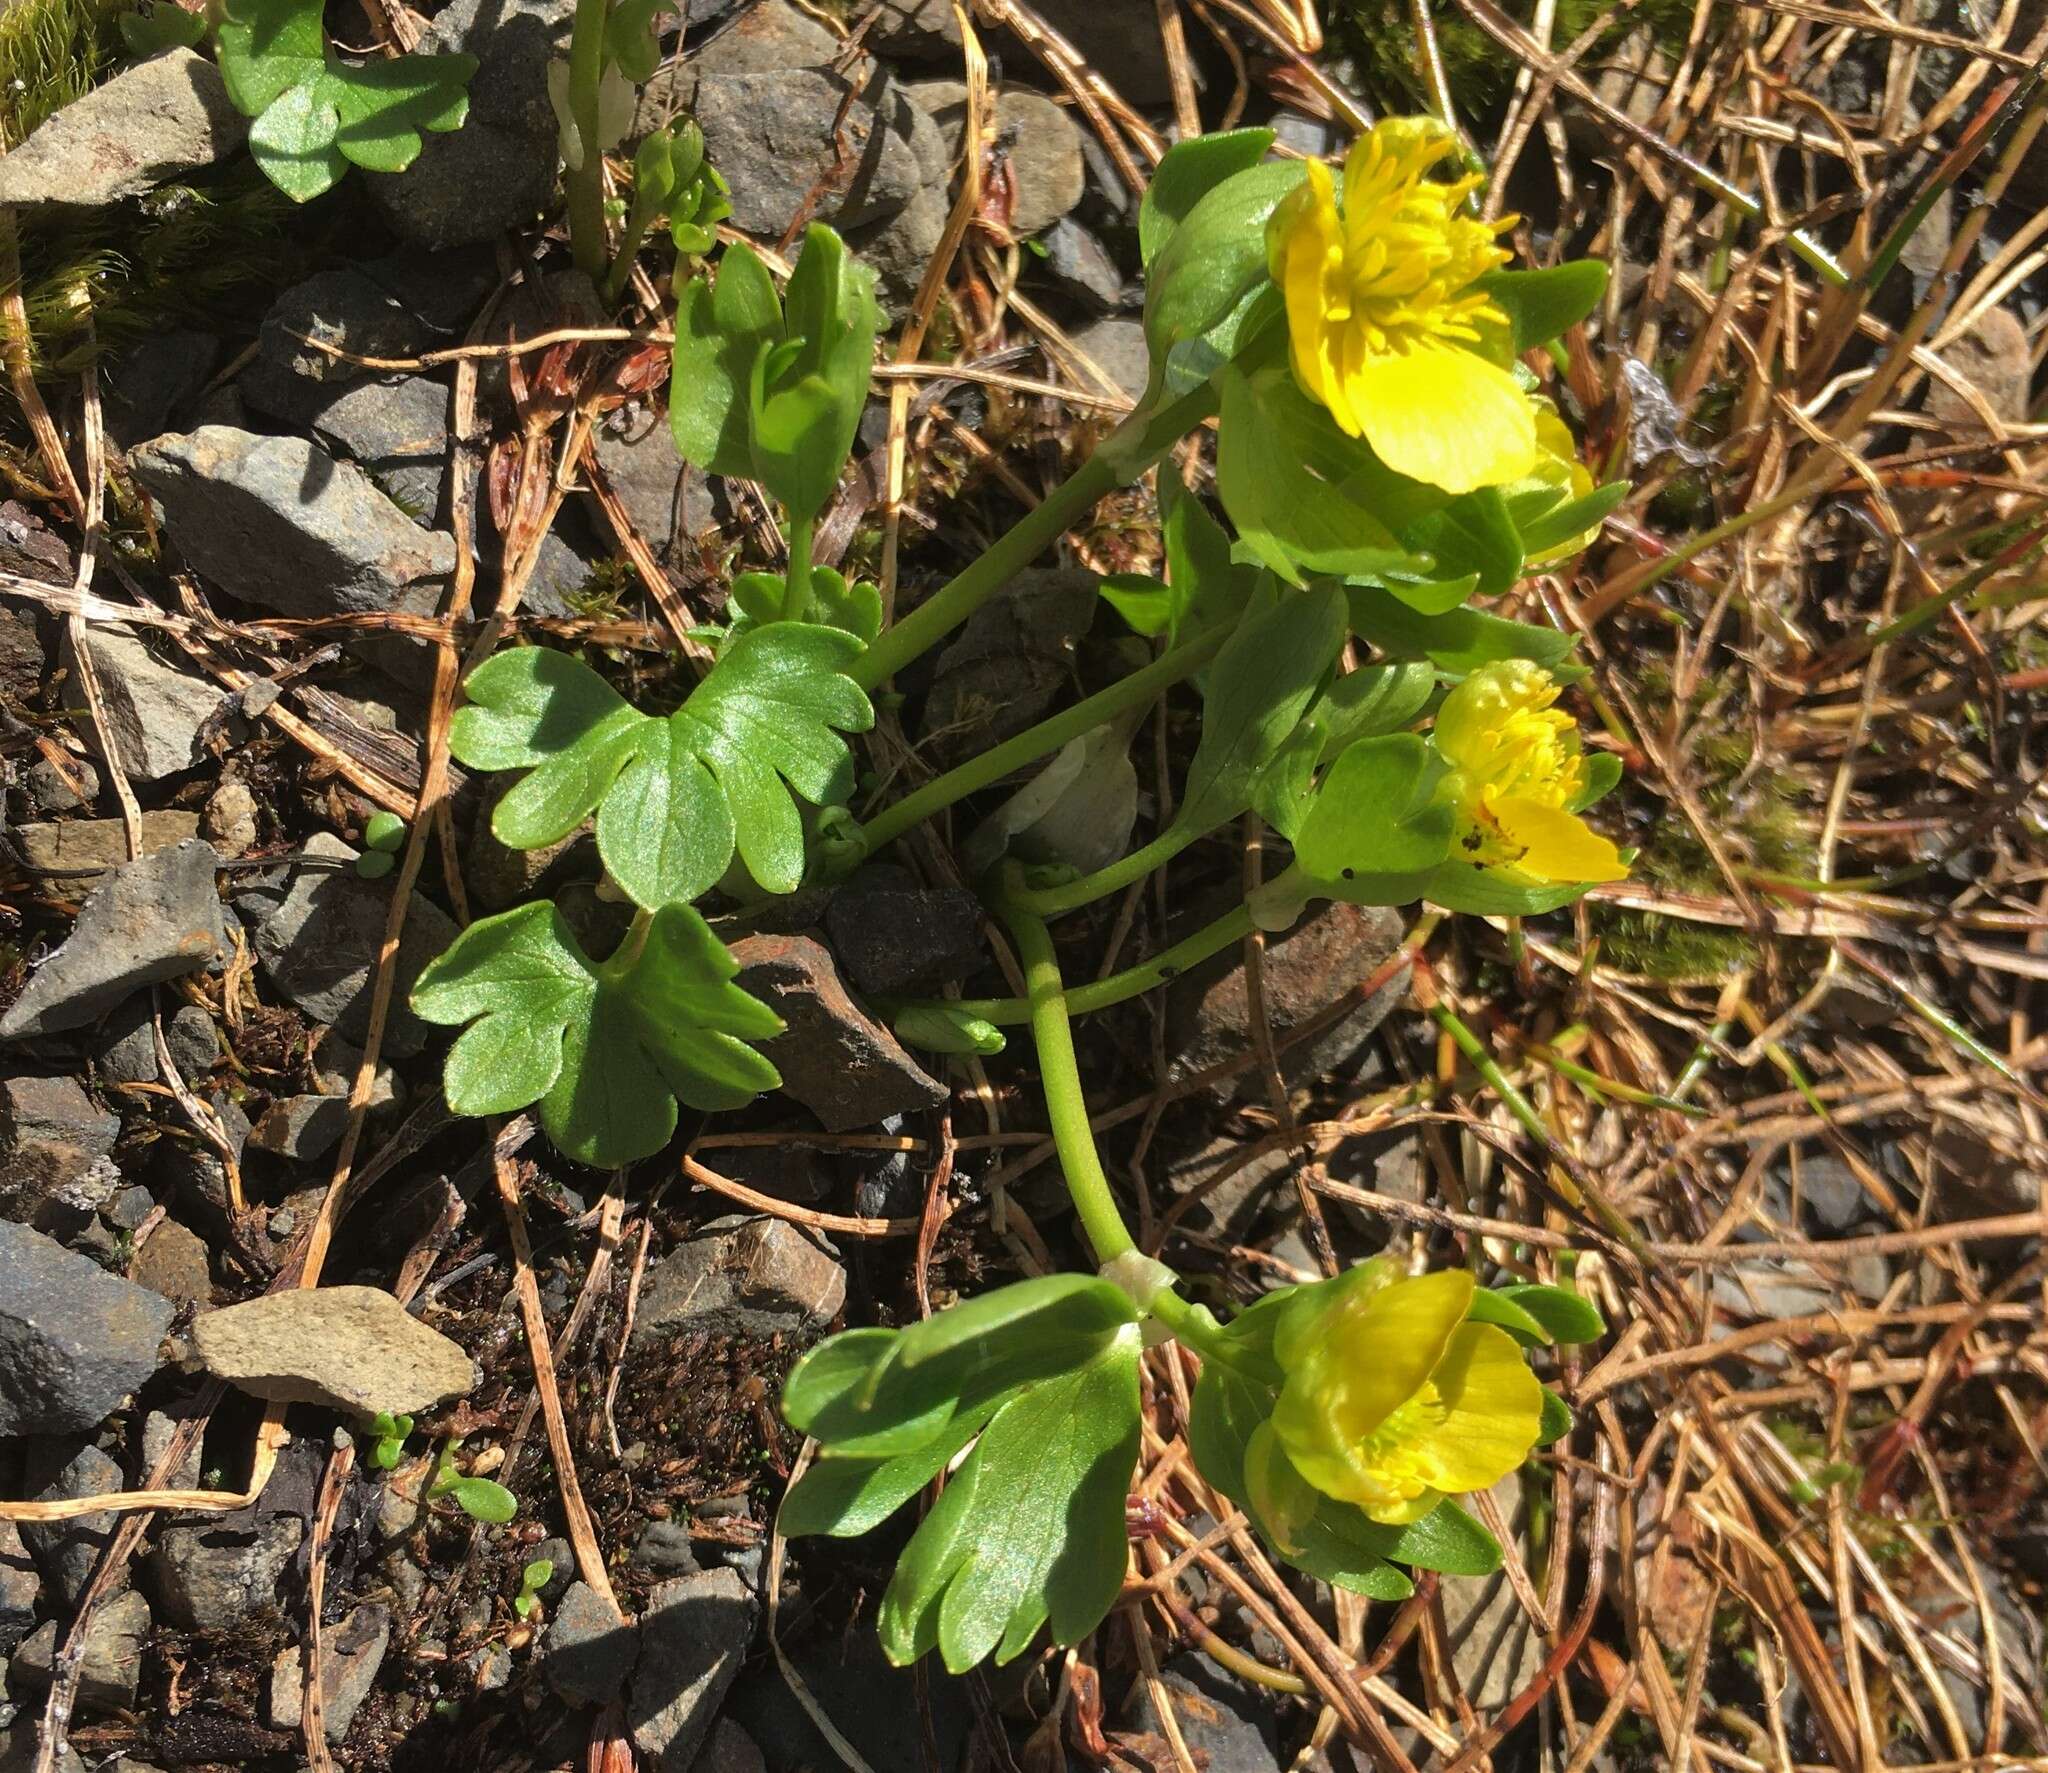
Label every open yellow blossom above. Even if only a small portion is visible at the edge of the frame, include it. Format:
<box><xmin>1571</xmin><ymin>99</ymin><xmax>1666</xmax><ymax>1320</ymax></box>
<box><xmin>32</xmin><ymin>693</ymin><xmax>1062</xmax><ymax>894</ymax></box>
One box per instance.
<box><xmin>1267</xmin><ymin>1268</ymin><xmax>1543</xmax><ymax>1526</ymax></box>
<box><xmin>1435</xmin><ymin>661</ymin><xmax>1628</xmax><ymax>885</ymax></box>
<box><xmin>1265</xmin><ymin>118</ymin><xmax>1536</xmax><ymax>496</ymax></box>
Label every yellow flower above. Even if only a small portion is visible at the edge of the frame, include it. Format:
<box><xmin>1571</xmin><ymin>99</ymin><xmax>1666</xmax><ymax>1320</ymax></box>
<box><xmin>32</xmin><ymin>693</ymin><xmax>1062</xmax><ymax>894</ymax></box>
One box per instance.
<box><xmin>1266</xmin><ymin>1267</ymin><xmax>1542</xmax><ymax>1526</ymax></box>
<box><xmin>1265</xmin><ymin>118</ymin><xmax>1536</xmax><ymax>497</ymax></box>
<box><xmin>1435</xmin><ymin>661</ymin><xmax>1628</xmax><ymax>885</ymax></box>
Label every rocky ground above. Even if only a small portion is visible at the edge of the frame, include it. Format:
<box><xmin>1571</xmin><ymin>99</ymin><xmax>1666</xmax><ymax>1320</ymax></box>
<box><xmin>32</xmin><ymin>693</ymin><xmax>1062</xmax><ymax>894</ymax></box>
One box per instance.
<box><xmin>3</xmin><ymin>2</ymin><xmax>2048</xmax><ymax>1772</ymax></box>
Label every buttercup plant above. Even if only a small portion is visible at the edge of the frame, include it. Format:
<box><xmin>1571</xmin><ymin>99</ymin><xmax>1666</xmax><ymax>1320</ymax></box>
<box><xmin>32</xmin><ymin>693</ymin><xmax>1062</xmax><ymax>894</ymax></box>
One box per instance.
<box><xmin>396</xmin><ymin>114</ymin><xmax>1630</xmax><ymax>1671</ymax></box>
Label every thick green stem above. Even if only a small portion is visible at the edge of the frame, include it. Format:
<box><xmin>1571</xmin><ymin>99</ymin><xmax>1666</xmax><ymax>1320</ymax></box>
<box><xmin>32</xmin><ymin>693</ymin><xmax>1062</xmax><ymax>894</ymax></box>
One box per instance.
<box><xmin>1005</xmin><ymin>900</ymin><xmax>1135</xmax><ymax>1266</ymax></box>
<box><xmin>784</xmin><ymin>515</ymin><xmax>814</xmax><ymax>622</ymax></box>
<box><xmin>1008</xmin><ymin>819</ymin><xmax>1211</xmax><ymax>919</ymax></box>
<box><xmin>853</xmin><ymin>381</ymin><xmax>1220</xmax><ymax>691</ymax></box>
<box><xmin>599</xmin><ymin>200</ymin><xmax>657</xmax><ymax>308</ymax></box>
<box><xmin>563</xmin><ymin>0</ymin><xmax>612</xmax><ymax>282</ymax></box>
<box><xmin>854</xmin><ymin>623</ymin><xmax>1229</xmax><ymax>858</ymax></box>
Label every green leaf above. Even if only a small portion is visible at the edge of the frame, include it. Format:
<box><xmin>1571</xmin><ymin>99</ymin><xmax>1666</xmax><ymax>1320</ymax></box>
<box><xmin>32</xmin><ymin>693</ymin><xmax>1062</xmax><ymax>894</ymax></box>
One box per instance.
<box><xmin>1294</xmin><ymin>734</ymin><xmax>1454</xmax><ymax>882</ymax></box>
<box><xmin>1512</xmin><ymin>479</ymin><xmax>1627</xmax><ymax>559</ymax></box>
<box><xmin>1144</xmin><ymin>162</ymin><xmax>1302</xmax><ymax>393</ymax></box>
<box><xmin>120</xmin><ymin>3</ymin><xmax>207</xmax><ymax>52</ymax></box>
<box><xmin>893</xmin><ymin>1006</ymin><xmax>1005</xmax><ymax>1057</ymax></box>
<box><xmin>410</xmin><ymin>899</ymin><xmax>783</xmax><ymax>1167</ymax></box>
<box><xmin>1571</xmin><ymin>749</ymin><xmax>1623</xmax><ymax>811</ymax></box>
<box><xmin>784</xmin><ymin>1276</ymin><xmax>1138</xmax><ymax>1459</ymax></box>
<box><xmin>604</xmin><ymin>0</ymin><xmax>667</xmax><ymax>79</ymax></box>
<box><xmin>1176</xmin><ymin>587</ymin><xmax>1346</xmax><ymax>833</ymax></box>
<box><xmin>1537</xmin><ymin>1388</ymin><xmax>1574</xmax><ymax>1448</ymax></box>
<box><xmin>1251</xmin><ymin>662</ymin><xmax>1439</xmax><ymax>840</ymax></box>
<box><xmin>1398</xmin><ymin>487</ymin><xmax>1523</xmax><ymax>600</ymax></box>
<box><xmin>1216</xmin><ymin>367</ymin><xmax>1423</xmax><ymax>583</ymax></box>
<box><xmin>1186</xmin><ymin>1359</ymin><xmax>1273</xmax><ymax>1506</ymax></box>
<box><xmin>878</xmin><ymin>1334</ymin><xmax>1142</xmax><ymax>1670</ymax></box>
<box><xmin>1465</xmin><ymin>1288</ymin><xmax>1554</xmax><ymax>1344</ymax></box>
<box><xmin>450</xmin><ymin>631</ymin><xmax>871</xmax><ymax>909</ymax></box>
<box><xmin>778</xmin><ymin>1403</ymin><xmax>995</xmax><ymax>1540</ymax></box>
<box><xmin>728</xmin><ymin>567</ymin><xmax>882</xmax><ymax>648</ymax></box>
<box><xmin>1345</xmin><ymin>587</ymin><xmax>1577</xmax><ymax>678</ymax></box>
<box><xmin>215</xmin><ymin>0</ymin><xmax>473</xmax><ymax>201</ymax></box>
<box><xmin>1498</xmin><ymin>1283</ymin><xmax>1606</xmax><ymax>1345</ymax></box>
<box><xmin>670</xmin><ymin>244</ymin><xmax>780</xmax><ymax>480</ymax></box>
<box><xmin>1378</xmin><ymin>1500</ymin><xmax>1503</xmax><ymax>1575</ymax></box>
<box><xmin>1282</xmin><ymin>1510</ymin><xmax>1417</xmax><ymax>1602</ymax></box>
<box><xmin>442</xmin><ymin>1476</ymin><xmax>518</xmax><ymax>1523</ymax></box>
<box><xmin>1476</xmin><ymin>261</ymin><xmax>1608</xmax><ymax>354</ymax></box>
<box><xmin>1139</xmin><ymin>128</ymin><xmax>1274</xmax><ymax>269</ymax></box>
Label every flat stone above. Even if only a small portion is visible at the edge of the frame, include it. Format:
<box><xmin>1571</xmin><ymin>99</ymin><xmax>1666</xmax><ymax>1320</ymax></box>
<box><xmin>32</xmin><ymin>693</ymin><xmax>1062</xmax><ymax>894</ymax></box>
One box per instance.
<box><xmin>0</xmin><ymin>1221</ymin><xmax>172</xmax><ymax>1435</ymax></box>
<box><xmin>631</xmin><ymin>1217</ymin><xmax>845</xmax><ymax>1346</ymax></box>
<box><xmin>1925</xmin><ymin>306</ymin><xmax>2033</xmax><ymax>432</ymax></box>
<box><xmin>589</xmin><ymin>415</ymin><xmax>713</xmax><ymax>562</ymax></box>
<box><xmin>303</xmin><ymin>376</ymin><xmax>450</xmax><ymax>470</ymax></box>
<box><xmin>165</xmin><ymin>1004</ymin><xmax>220</xmax><ymax>1077</ymax></box>
<box><xmin>12</xmin><ymin>811</ymin><xmax>201</xmax><ymax>881</ymax></box>
<box><xmin>130</xmin><ymin>1217</ymin><xmax>212</xmax><ymax>1308</ymax></box>
<box><xmin>1035</xmin><ymin>216</ymin><xmax>1128</xmax><ymax>313</ymax></box>
<box><xmin>366</xmin><ymin>0</ymin><xmax>574</xmax><ymax>248</ymax></box>
<box><xmin>7</xmin><ymin>1589</ymin><xmax>151</xmax><ymax>1715</ymax></box>
<box><xmin>0</xmin><ymin>839</ymin><xmax>227</xmax><ymax>1041</ymax></box>
<box><xmin>0</xmin><ymin>1521</ymin><xmax>37</xmax><ymax>1655</ymax></box>
<box><xmin>59</xmin><ymin>625</ymin><xmax>229</xmax><ymax>784</ymax></box>
<box><xmin>18</xmin><ymin>1440</ymin><xmax>123</xmax><ymax>1609</ymax></box>
<box><xmin>0</xmin><ymin>1073</ymin><xmax>119</xmax><ymax>1229</ymax></box>
<box><xmin>1166</xmin><ymin>899</ymin><xmax>1408</xmax><ymax>1103</ymax></box>
<box><xmin>144</xmin><ymin>1514</ymin><xmax>302</xmax><ymax>1630</ymax></box>
<box><xmin>823</xmin><ymin>870</ymin><xmax>983</xmax><ymax>996</ymax></box>
<box><xmin>192</xmin><ymin>1284</ymin><xmax>476</xmax><ymax>1415</ymax></box>
<box><xmin>128</xmin><ymin>427</ymin><xmax>457</xmax><ymax>621</ymax></box>
<box><xmin>902</xmin><ymin>81</ymin><xmax>1085</xmax><ymax>237</ymax></box>
<box><xmin>252</xmin><ymin>257</ymin><xmax>495</xmax><ymax>391</ymax></box>
<box><xmin>546</xmin><ymin>1578</ymin><xmax>634</xmax><ymax>1704</ymax></box>
<box><xmin>919</xmin><ymin>567</ymin><xmax>1098</xmax><ymax>765</ymax></box>
<box><xmin>1069</xmin><ymin>316</ymin><xmax>1150</xmax><ymax>405</ymax></box>
<box><xmin>851</xmin><ymin>180</ymin><xmax>949</xmax><ymax>309</ymax></box>
<box><xmin>626</xmin><ymin>1568</ymin><xmax>757</xmax><ymax>1773</ymax></box>
<box><xmin>728</xmin><ymin>934</ymin><xmax>946</xmax><ymax>1132</ymax></box>
<box><xmin>246</xmin><ymin>833</ymin><xmax>457</xmax><ymax>1057</ymax></box>
<box><xmin>266</xmin><ymin>1602</ymin><xmax>390</xmax><ymax>1742</ymax></box>
<box><xmin>0</xmin><ymin>49</ymin><xmax>246</xmax><ymax>209</ymax></box>
<box><xmin>25</xmin><ymin>754</ymin><xmax>99</xmax><ymax>814</ymax></box>
<box><xmin>1125</xmin><ymin>1654</ymin><xmax>1281</xmax><ymax>1773</ymax></box>
<box><xmin>246</xmin><ymin>1095</ymin><xmax>353</xmax><ymax>1161</ymax></box>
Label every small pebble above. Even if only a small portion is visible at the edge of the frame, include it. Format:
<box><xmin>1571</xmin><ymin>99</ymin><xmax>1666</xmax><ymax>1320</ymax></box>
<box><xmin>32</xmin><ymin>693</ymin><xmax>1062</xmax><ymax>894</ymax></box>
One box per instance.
<box><xmin>202</xmin><ymin>779</ymin><xmax>259</xmax><ymax>856</ymax></box>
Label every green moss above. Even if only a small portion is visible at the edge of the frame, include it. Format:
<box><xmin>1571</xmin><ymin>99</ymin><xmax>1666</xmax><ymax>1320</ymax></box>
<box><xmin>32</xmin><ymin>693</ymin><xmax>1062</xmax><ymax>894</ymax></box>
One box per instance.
<box><xmin>0</xmin><ymin>0</ymin><xmax>117</xmax><ymax>149</ymax></box>
<box><xmin>1330</xmin><ymin>0</ymin><xmax>1697</xmax><ymax>116</ymax></box>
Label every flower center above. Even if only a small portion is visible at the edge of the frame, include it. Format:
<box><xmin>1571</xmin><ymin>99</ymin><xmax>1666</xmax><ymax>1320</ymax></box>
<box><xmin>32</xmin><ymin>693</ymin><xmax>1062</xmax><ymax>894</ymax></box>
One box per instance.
<box><xmin>1347</xmin><ymin>1385</ymin><xmax>1448</xmax><ymax>1508</ymax></box>
<box><xmin>1322</xmin><ymin>124</ymin><xmax>1512</xmax><ymax>359</ymax></box>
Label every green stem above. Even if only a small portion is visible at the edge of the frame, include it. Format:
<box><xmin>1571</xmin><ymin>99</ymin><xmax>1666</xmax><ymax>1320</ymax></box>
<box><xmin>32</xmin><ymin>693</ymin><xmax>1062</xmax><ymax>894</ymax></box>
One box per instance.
<box><xmin>854</xmin><ymin>623</ymin><xmax>1230</xmax><ymax>859</ymax></box>
<box><xmin>599</xmin><ymin>198</ymin><xmax>657</xmax><ymax>308</ymax></box>
<box><xmin>784</xmin><ymin>515</ymin><xmax>815</xmax><ymax>622</ymax></box>
<box><xmin>1004</xmin><ymin>897</ymin><xmax>1134</xmax><ymax>1266</ymax></box>
<box><xmin>564</xmin><ymin>0</ymin><xmax>612</xmax><ymax>282</ymax></box>
<box><xmin>1008</xmin><ymin>819</ymin><xmax>1210</xmax><ymax>918</ymax></box>
<box><xmin>853</xmin><ymin>381</ymin><xmax>1220</xmax><ymax>691</ymax></box>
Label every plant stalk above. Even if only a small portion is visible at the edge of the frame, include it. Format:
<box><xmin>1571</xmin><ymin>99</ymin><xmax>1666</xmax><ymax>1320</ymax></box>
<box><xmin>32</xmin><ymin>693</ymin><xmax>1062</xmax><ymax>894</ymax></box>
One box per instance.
<box><xmin>1007</xmin><ymin>819</ymin><xmax>1209</xmax><ymax>918</ymax></box>
<box><xmin>599</xmin><ymin>199</ymin><xmax>658</xmax><ymax>308</ymax></box>
<box><xmin>854</xmin><ymin>623</ymin><xmax>1230</xmax><ymax>858</ymax></box>
<box><xmin>784</xmin><ymin>514</ymin><xmax>815</xmax><ymax>622</ymax></box>
<box><xmin>563</xmin><ymin>0</ymin><xmax>613</xmax><ymax>282</ymax></box>
<box><xmin>852</xmin><ymin>381</ymin><xmax>1220</xmax><ymax>691</ymax></box>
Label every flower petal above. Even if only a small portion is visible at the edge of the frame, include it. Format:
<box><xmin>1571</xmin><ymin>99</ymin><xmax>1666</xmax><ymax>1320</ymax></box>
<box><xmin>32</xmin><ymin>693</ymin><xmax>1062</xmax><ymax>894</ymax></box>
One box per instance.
<box><xmin>1406</xmin><ymin>1323</ymin><xmax>1545</xmax><ymax>1495</ymax></box>
<box><xmin>1489</xmin><ymin>794</ymin><xmax>1629</xmax><ymax>884</ymax></box>
<box><xmin>1347</xmin><ymin>341</ymin><xmax>1538</xmax><ymax>495</ymax></box>
<box><xmin>1271</xmin><ymin>1269</ymin><xmax>1475</xmax><ymax>1505</ymax></box>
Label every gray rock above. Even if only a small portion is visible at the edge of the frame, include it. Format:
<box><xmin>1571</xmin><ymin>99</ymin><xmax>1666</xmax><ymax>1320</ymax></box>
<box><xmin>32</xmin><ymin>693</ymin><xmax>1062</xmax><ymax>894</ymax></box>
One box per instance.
<box><xmin>631</xmin><ymin>1217</ymin><xmax>845</xmax><ymax>1346</ymax></box>
<box><xmin>246</xmin><ymin>1096</ymin><xmax>352</xmax><ymax>1162</ymax></box>
<box><xmin>694</xmin><ymin>1719</ymin><xmax>766</xmax><ymax>1773</ymax></box>
<box><xmin>200</xmin><ymin>779</ymin><xmax>259</xmax><ymax>858</ymax></box>
<box><xmin>1924</xmin><ymin>306</ymin><xmax>2033</xmax><ymax>432</ymax></box>
<box><xmin>366</xmin><ymin>0</ymin><xmax>574</xmax><ymax>248</ymax></box>
<box><xmin>0</xmin><ymin>602</ymin><xmax>46</xmax><ymax>703</ymax></box>
<box><xmin>1435</xmin><ymin>1481</ymin><xmax>1539</xmax><ymax>1716</ymax></box>
<box><xmin>304</xmin><ymin>376</ymin><xmax>450</xmax><ymax>472</ymax></box>
<box><xmin>0</xmin><ymin>1523</ymin><xmax>36</xmax><ymax>1655</ymax></box>
<box><xmin>0</xmin><ymin>1222</ymin><xmax>172</xmax><ymax>1435</ymax></box>
<box><xmin>0</xmin><ymin>1725</ymin><xmax>85</xmax><ymax>1773</ymax></box>
<box><xmin>1166</xmin><ymin>899</ymin><xmax>1408</xmax><ymax>1103</ymax></box>
<box><xmin>266</xmin><ymin>1602</ymin><xmax>390</xmax><ymax>1741</ymax></box>
<box><xmin>690</xmin><ymin>0</ymin><xmax>841</xmax><ymax>76</ymax></box>
<box><xmin>165</xmin><ymin>1004</ymin><xmax>220</xmax><ymax>1078</ymax></box>
<box><xmin>694</xmin><ymin>71</ymin><xmax>930</xmax><ymax>241</ymax></box>
<box><xmin>130</xmin><ymin>1217</ymin><xmax>212</xmax><ymax>1308</ymax></box>
<box><xmin>24</xmin><ymin>755</ymin><xmax>98</xmax><ymax>815</ymax></box>
<box><xmin>0</xmin><ymin>50</ymin><xmax>247</xmax><ymax>209</ymax></box>
<box><xmin>246</xmin><ymin>832</ymin><xmax>457</xmax><ymax>1057</ymax></box>
<box><xmin>59</xmin><ymin>625</ymin><xmax>228</xmax><ymax>784</ymax></box>
<box><xmin>192</xmin><ymin>1284</ymin><xmax>476</xmax><ymax>1414</ymax></box>
<box><xmin>1035</xmin><ymin>216</ymin><xmax>1128</xmax><ymax>313</ymax></box>
<box><xmin>1125</xmin><ymin>1655</ymin><xmax>1280</xmax><ymax>1773</ymax></box>
<box><xmin>18</xmin><ymin>1441</ymin><xmax>122</xmax><ymax>1609</ymax></box>
<box><xmin>627</xmin><ymin>1568</ymin><xmax>757</xmax><ymax>1773</ymax></box>
<box><xmin>0</xmin><ymin>1074</ymin><xmax>119</xmax><ymax>1230</ymax></box>
<box><xmin>728</xmin><ymin>934</ymin><xmax>947</xmax><ymax>1131</ymax></box>
<box><xmin>1025</xmin><ymin>0</ymin><xmax>1181</xmax><ymax>104</ymax></box>
<box><xmin>7</xmin><ymin>1589</ymin><xmax>150</xmax><ymax>1715</ymax></box>
<box><xmin>1069</xmin><ymin>316</ymin><xmax>1150</xmax><ymax>405</ymax></box>
<box><xmin>12</xmin><ymin>811</ymin><xmax>203</xmax><ymax>881</ymax></box>
<box><xmin>919</xmin><ymin>567</ymin><xmax>1098</xmax><ymax>765</ymax></box>
<box><xmin>93</xmin><ymin>997</ymin><xmax>162</xmax><ymax>1088</ymax></box>
<box><xmin>632</xmin><ymin>1522</ymin><xmax>698</xmax><ymax>1574</ymax></box>
<box><xmin>862</xmin><ymin>0</ymin><xmax>959</xmax><ymax>58</ymax></box>
<box><xmin>141</xmin><ymin>1408</ymin><xmax>206</xmax><ymax>1490</ymax></box>
<box><xmin>851</xmin><ymin>180</ymin><xmax>949</xmax><ymax>309</ymax></box>
<box><xmin>104</xmin><ymin>331</ymin><xmax>222</xmax><ymax>450</ymax></box>
<box><xmin>144</xmin><ymin>1514</ymin><xmax>302</xmax><ymax>1630</ymax></box>
<box><xmin>251</xmin><ymin>259</ymin><xmax>493</xmax><ymax>391</ymax></box>
<box><xmin>590</xmin><ymin>415</ymin><xmax>712</xmax><ymax>562</ymax></box>
<box><xmin>823</xmin><ymin>871</ymin><xmax>983</xmax><ymax>996</ymax></box>
<box><xmin>546</xmin><ymin>1580</ymin><xmax>634</xmax><ymax>1705</ymax></box>
<box><xmin>103</xmin><ymin>1185</ymin><xmax>155</xmax><ymax>1233</ymax></box>
<box><xmin>902</xmin><ymin>81</ymin><xmax>1085</xmax><ymax>237</ymax></box>
<box><xmin>0</xmin><ymin>839</ymin><xmax>227</xmax><ymax>1041</ymax></box>
<box><xmin>128</xmin><ymin>428</ymin><xmax>457</xmax><ymax>621</ymax></box>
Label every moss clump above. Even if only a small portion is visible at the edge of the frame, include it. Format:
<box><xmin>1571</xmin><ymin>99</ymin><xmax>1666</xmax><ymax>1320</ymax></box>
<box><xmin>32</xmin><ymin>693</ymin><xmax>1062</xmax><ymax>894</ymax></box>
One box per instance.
<box><xmin>0</xmin><ymin>0</ymin><xmax>117</xmax><ymax>148</ymax></box>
